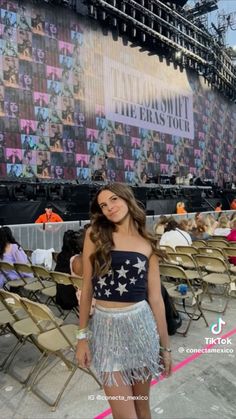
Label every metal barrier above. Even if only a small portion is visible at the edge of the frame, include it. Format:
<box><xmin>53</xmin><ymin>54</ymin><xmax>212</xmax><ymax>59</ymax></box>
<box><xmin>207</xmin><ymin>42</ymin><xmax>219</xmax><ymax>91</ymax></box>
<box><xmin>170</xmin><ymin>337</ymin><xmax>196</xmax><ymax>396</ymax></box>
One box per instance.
<box><xmin>8</xmin><ymin>210</ymin><xmax>236</xmax><ymax>252</ymax></box>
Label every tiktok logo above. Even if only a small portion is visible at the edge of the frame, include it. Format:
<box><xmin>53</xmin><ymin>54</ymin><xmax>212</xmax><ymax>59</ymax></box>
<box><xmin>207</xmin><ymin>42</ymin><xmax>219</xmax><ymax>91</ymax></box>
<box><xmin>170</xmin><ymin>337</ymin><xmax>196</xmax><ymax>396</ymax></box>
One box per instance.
<box><xmin>210</xmin><ymin>317</ymin><xmax>226</xmax><ymax>335</ymax></box>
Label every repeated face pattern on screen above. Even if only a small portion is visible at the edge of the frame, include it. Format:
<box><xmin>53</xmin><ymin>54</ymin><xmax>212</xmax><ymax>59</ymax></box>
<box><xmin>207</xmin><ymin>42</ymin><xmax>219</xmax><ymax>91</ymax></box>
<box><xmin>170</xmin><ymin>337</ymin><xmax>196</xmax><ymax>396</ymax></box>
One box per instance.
<box><xmin>0</xmin><ymin>0</ymin><xmax>235</xmax><ymax>185</ymax></box>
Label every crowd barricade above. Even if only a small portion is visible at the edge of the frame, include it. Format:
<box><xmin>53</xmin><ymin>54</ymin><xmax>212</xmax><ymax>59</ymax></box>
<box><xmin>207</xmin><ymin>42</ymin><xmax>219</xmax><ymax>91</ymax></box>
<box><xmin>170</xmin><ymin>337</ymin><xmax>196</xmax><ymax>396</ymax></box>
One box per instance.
<box><xmin>6</xmin><ymin>210</ymin><xmax>236</xmax><ymax>252</ymax></box>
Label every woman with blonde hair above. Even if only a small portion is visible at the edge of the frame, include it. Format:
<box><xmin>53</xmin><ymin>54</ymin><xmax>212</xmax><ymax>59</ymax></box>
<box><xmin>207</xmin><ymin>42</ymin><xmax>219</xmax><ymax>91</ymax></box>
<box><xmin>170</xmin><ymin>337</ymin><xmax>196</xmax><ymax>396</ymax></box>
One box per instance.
<box><xmin>76</xmin><ymin>183</ymin><xmax>171</xmax><ymax>419</ymax></box>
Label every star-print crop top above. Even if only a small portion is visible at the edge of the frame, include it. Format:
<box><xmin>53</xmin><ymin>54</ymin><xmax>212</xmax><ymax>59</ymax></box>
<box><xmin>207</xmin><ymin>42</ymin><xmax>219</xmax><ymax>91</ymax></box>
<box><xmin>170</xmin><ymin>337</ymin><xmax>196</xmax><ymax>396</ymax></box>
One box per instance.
<box><xmin>92</xmin><ymin>250</ymin><xmax>148</xmax><ymax>302</ymax></box>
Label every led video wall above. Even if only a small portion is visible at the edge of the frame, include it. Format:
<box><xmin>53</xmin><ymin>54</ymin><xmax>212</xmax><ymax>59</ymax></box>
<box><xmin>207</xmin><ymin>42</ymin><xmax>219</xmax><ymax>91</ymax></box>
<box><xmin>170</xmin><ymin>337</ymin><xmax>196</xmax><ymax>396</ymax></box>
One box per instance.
<box><xmin>0</xmin><ymin>0</ymin><xmax>235</xmax><ymax>185</ymax></box>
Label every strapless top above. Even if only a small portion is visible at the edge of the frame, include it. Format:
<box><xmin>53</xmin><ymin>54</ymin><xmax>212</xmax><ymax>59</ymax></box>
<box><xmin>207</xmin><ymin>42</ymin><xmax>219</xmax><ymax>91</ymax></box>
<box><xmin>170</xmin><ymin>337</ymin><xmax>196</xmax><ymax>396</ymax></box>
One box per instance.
<box><xmin>92</xmin><ymin>250</ymin><xmax>148</xmax><ymax>302</ymax></box>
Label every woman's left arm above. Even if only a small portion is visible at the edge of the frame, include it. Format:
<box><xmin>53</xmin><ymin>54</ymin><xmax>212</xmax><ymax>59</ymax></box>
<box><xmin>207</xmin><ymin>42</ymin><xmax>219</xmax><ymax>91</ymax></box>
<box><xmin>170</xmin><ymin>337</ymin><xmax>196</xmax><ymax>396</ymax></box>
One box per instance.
<box><xmin>147</xmin><ymin>253</ymin><xmax>172</xmax><ymax>376</ymax></box>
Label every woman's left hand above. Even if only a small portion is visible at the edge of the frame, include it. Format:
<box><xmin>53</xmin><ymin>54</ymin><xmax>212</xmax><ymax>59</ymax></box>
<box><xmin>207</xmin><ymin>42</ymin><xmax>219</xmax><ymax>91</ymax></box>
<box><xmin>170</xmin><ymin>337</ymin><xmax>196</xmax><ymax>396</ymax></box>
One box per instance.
<box><xmin>162</xmin><ymin>351</ymin><xmax>172</xmax><ymax>377</ymax></box>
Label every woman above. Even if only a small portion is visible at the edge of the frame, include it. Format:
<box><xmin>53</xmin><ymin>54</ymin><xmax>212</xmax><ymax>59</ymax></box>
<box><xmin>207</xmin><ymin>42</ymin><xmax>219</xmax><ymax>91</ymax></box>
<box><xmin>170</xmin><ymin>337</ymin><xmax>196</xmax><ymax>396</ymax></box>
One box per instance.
<box><xmin>213</xmin><ymin>216</ymin><xmax>231</xmax><ymax>236</ymax></box>
<box><xmin>160</xmin><ymin>218</ymin><xmax>192</xmax><ymax>249</ymax></box>
<box><xmin>53</xmin><ymin>165</ymin><xmax>64</xmax><ymax>179</ymax></box>
<box><xmin>0</xmin><ymin>226</ymin><xmax>30</xmax><ymax>288</ymax></box>
<box><xmin>55</xmin><ymin>230</ymin><xmax>83</xmax><ymax>310</ymax></box>
<box><xmin>76</xmin><ymin>183</ymin><xmax>171</xmax><ymax>419</ymax></box>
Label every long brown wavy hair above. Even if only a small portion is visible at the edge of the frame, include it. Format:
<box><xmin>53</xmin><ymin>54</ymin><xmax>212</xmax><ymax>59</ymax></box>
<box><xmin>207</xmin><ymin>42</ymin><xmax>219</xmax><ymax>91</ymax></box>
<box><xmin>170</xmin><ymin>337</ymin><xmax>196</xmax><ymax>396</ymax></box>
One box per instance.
<box><xmin>89</xmin><ymin>183</ymin><xmax>163</xmax><ymax>276</ymax></box>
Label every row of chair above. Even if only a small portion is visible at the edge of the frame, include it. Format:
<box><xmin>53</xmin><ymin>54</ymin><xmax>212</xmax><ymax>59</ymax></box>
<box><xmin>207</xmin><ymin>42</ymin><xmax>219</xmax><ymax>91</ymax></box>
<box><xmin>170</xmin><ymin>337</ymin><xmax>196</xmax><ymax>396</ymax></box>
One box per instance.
<box><xmin>0</xmin><ymin>261</ymin><xmax>83</xmax><ymax>310</ymax></box>
<box><xmin>159</xmin><ymin>251</ymin><xmax>236</xmax><ymax>335</ymax></box>
<box><xmin>0</xmin><ymin>288</ymin><xmax>101</xmax><ymax>411</ymax></box>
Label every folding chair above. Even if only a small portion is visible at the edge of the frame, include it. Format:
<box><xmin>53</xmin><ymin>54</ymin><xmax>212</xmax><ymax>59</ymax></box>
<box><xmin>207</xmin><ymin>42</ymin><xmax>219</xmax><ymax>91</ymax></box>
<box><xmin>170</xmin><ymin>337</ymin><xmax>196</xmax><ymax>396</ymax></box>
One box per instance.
<box><xmin>222</xmin><ymin>248</ymin><xmax>236</xmax><ymax>274</ymax></box>
<box><xmin>159</xmin><ymin>263</ymin><xmax>208</xmax><ymax>336</ymax></box>
<box><xmin>194</xmin><ymin>255</ymin><xmax>236</xmax><ymax>314</ymax></box>
<box><xmin>207</xmin><ymin>240</ymin><xmax>229</xmax><ymax>248</ymax></box>
<box><xmin>0</xmin><ymin>261</ymin><xmax>25</xmax><ymax>290</ymax></box>
<box><xmin>175</xmin><ymin>245</ymin><xmax>198</xmax><ymax>255</ymax></box>
<box><xmin>168</xmin><ymin>253</ymin><xmax>202</xmax><ymax>282</ymax></box>
<box><xmin>197</xmin><ymin>247</ymin><xmax>225</xmax><ymax>259</ymax></box>
<box><xmin>14</xmin><ymin>263</ymin><xmax>42</xmax><ymax>300</ymax></box>
<box><xmin>0</xmin><ymin>289</ymin><xmax>63</xmax><ymax>384</ymax></box>
<box><xmin>192</xmin><ymin>240</ymin><xmax>207</xmax><ymax>248</ymax></box>
<box><xmin>31</xmin><ymin>265</ymin><xmax>56</xmax><ymax>304</ymax></box>
<box><xmin>21</xmin><ymin>298</ymin><xmax>101</xmax><ymax>410</ymax></box>
<box><xmin>50</xmin><ymin>271</ymin><xmax>79</xmax><ymax>318</ymax></box>
<box><xmin>160</xmin><ymin>245</ymin><xmax>175</xmax><ymax>253</ymax></box>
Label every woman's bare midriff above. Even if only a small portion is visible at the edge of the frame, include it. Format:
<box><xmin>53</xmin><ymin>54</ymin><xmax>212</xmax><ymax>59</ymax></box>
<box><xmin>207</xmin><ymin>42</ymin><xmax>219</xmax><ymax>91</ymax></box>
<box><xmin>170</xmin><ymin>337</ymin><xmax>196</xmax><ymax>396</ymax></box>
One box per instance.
<box><xmin>95</xmin><ymin>300</ymin><xmax>137</xmax><ymax>308</ymax></box>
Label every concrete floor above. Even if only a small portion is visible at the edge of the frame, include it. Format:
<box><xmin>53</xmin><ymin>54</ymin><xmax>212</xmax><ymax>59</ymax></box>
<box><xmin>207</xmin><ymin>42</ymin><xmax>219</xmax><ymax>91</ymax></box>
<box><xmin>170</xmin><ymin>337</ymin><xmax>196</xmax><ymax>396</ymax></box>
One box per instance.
<box><xmin>0</xmin><ymin>295</ymin><xmax>235</xmax><ymax>419</ymax></box>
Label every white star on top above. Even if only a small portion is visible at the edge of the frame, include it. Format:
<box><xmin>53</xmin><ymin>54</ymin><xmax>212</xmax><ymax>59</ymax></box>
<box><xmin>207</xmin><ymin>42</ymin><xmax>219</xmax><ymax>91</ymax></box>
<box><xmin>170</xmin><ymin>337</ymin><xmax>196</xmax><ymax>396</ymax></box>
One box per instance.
<box><xmin>104</xmin><ymin>289</ymin><xmax>112</xmax><ymax>298</ymax></box>
<box><xmin>116</xmin><ymin>265</ymin><xmax>129</xmax><ymax>278</ymax></box>
<box><xmin>130</xmin><ymin>277</ymin><xmax>137</xmax><ymax>284</ymax></box>
<box><xmin>133</xmin><ymin>257</ymin><xmax>146</xmax><ymax>274</ymax></box>
<box><xmin>98</xmin><ymin>277</ymin><xmax>107</xmax><ymax>289</ymax></box>
<box><xmin>110</xmin><ymin>280</ymin><xmax>115</xmax><ymax>285</ymax></box>
<box><xmin>125</xmin><ymin>259</ymin><xmax>130</xmax><ymax>265</ymax></box>
<box><xmin>115</xmin><ymin>282</ymin><xmax>128</xmax><ymax>296</ymax></box>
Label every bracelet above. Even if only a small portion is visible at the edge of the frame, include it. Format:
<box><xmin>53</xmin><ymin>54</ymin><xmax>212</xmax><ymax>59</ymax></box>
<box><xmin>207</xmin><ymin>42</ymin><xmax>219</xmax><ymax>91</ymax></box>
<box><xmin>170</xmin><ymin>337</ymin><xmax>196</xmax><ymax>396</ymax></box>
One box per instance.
<box><xmin>75</xmin><ymin>328</ymin><xmax>92</xmax><ymax>341</ymax></box>
<box><xmin>160</xmin><ymin>346</ymin><xmax>172</xmax><ymax>353</ymax></box>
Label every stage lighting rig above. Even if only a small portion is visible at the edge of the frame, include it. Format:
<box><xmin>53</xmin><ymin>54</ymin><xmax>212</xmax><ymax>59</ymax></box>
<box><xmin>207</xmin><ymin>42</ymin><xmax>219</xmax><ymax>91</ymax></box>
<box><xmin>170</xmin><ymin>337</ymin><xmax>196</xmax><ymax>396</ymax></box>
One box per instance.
<box><xmin>86</xmin><ymin>0</ymin><xmax>236</xmax><ymax>100</ymax></box>
<box><xmin>185</xmin><ymin>0</ymin><xmax>218</xmax><ymax>19</ymax></box>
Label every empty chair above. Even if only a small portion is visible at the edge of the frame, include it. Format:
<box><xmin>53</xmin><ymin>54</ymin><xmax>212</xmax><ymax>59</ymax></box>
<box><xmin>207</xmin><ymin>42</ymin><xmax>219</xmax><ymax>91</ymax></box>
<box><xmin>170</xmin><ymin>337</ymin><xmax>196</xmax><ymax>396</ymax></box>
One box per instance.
<box><xmin>175</xmin><ymin>246</ymin><xmax>198</xmax><ymax>255</ymax></box>
<box><xmin>20</xmin><ymin>297</ymin><xmax>101</xmax><ymax>410</ymax></box>
<box><xmin>160</xmin><ymin>245</ymin><xmax>175</xmax><ymax>253</ymax></box>
<box><xmin>207</xmin><ymin>240</ymin><xmax>229</xmax><ymax>249</ymax></box>
<box><xmin>0</xmin><ymin>289</ymin><xmax>63</xmax><ymax>383</ymax></box>
<box><xmin>197</xmin><ymin>247</ymin><xmax>225</xmax><ymax>260</ymax></box>
<box><xmin>14</xmin><ymin>263</ymin><xmax>41</xmax><ymax>299</ymax></box>
<box><xmin>192</xmin><ymin>240</ymin><xmax>207</xmax><ymax>248</ymax></box>
<box><xmin>194</xmin><ymin>255</ymin><xmax>236</xmax><ymax>314</ymax></box>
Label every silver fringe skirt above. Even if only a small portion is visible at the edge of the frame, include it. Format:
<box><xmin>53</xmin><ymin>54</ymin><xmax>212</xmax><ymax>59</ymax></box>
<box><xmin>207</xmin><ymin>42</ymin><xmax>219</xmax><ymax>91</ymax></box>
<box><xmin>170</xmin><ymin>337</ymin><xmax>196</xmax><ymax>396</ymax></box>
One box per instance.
<box><xmin>89</xmin><ymin>300</ymin><xmax>163</xmax><ymax>386</ymax></box>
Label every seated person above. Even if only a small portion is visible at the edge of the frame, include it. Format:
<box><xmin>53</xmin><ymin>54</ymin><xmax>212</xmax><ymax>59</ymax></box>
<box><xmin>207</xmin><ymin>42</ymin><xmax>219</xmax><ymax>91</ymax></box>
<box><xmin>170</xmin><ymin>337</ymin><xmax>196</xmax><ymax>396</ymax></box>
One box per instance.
<box><xmin>214</xmin><ymin>216</ymin><xmax>231</xmax><ymax>236</ymax></box>
<box><xmin>176</xmin><ymin>201</ymin><xmax>187</xmax><ymax>214</ymax></box>
<box><xmin>226</xmin><ymin>219</ymin><xmax>236</xmax><ymax>265</ymax></box>
<box><xmin>55</xmin><ymin>230</ymin><xmax>83</xmax><ymax>310</ymax></box>
<box><xmin>190</xmin><ymin>220</ymin><xmax>211</xmax><ymax>241</ymax></box>
<box><xmin>159</xmin><ymin>218</ymin><xmax>192</xmax><ymax>249</ymax></box>
<box><xmin>0</xmin><ymin>226</ymin><xmax>32</xmax><ymax>288</ymax></box>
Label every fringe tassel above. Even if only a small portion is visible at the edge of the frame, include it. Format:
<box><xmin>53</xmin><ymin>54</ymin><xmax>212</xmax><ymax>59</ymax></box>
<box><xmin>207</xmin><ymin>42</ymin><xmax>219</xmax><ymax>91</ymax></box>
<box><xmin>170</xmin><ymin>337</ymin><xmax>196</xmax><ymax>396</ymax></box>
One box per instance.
<box><xmin>89</xmin><ymin>300</ymin><xmax>163</xmax><ymax>387</ymax></box>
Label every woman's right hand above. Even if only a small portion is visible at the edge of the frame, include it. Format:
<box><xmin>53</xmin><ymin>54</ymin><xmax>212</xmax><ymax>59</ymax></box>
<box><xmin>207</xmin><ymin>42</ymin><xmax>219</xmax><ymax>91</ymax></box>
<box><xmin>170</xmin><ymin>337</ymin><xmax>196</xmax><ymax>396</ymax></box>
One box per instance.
<box><xmin>76</xmin><ymin>339</ymin><xmax>91</xmax><ymax>369</ymax></box>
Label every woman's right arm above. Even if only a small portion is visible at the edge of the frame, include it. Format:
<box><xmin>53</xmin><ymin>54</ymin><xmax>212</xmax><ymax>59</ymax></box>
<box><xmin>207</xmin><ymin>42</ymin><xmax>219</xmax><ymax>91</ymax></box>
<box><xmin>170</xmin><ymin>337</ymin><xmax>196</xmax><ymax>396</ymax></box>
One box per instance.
<box><xmin>76</xmin><ymin>227</ymin><xmax>95</xmax><ymax>368</ymax></box>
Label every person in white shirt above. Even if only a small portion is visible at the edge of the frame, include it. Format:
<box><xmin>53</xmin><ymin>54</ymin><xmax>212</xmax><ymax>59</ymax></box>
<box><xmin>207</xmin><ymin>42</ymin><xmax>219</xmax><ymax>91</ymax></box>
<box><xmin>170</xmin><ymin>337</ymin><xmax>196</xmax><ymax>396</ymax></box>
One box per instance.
<box><xmin>214</xmin><ymin>216</ymin><xmax>231</xmax><ymax>236</ymax></box>
<box><xmin>160</xmin><ymin>218</ymin><xmax>192</xmax><ymax>249</ymax></box>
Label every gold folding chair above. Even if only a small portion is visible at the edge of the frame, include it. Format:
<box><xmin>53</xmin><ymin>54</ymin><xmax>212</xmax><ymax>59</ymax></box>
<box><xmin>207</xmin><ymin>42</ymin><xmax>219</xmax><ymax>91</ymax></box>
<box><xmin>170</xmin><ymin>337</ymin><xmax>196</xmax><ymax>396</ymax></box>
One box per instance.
<box><xmin>160</xmin><ymin>245</ymin><xmax>175</xmax><ymax>253</ymax></box>
<box><xmin>0</xmin><ymin>289</ymin><xmax>63</xmax><ymax>384</ymax></box>
<box><xmin>50</xmin><ymin>271</ymin><xmax>79</xmax><ymax>318</ymax></box>
<box><xmin>168</xmin><ymin>252</ymin><xmax>202</xmax><ymax>282</ymax></box>
<box><xmin>21</xmin><ymin>297</ymin><xmax>101</xmax><ymax>410</ymax></box>
<box><xmin>0</xmin><ymin>261</ymin><xmax>25</xmax><ymax>290</ymax></box>
<box><xmin>207</xmin><ymin>240</ymin><xmax>229</xmax><ymax>248</ymax></box>
<box><xmin>175</xmin><ymin>246</ymin><xmax>198</xmax><ymax>255</ymax></box>
<box><xmin>31</xmin><ymin>265</ymin><xmax>56</xmax><ymax>304</ymax></box>
<box><xmin>159</xmin><ymin>263</ymin><xmax>208</xmax><ymax>336</ymax></box>
<box><xmin>194</xmin><ymin>255</ymin><xmax>236</xmax><ymax>314</ymax></box>
<box><xmin>197</xmin><ymin>247</ymin><xmax>225</xmax><ymax>259</ymax></box>
<box><xmin>192</xmin><ymin>240</ymin><xmax>207</xmax><ymax>248</ymax></box>
<box><xmin>14</xmin><ymin>263</ymin><xmax>43</xmax><ymax>300</ymax></box>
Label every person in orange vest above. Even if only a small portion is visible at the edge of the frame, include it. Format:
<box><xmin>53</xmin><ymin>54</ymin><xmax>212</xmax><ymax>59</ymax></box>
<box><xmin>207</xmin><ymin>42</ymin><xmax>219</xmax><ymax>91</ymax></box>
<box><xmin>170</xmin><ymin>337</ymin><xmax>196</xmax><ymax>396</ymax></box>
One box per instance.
<box><xmin>215</xmin><ymin>202</ymin><xmax>222</xmax><ymax>212</ymax></box>
<box><xmin>230</xmin><ymin>198</ymin><xmax>236</xmax><ymax>210</ymax></box>
<box><xmin>35</xmin><ymin>203</ymin><xmax>63</xmax><ymax>223</ymax></box>
<box><xmin>176</xmin><ymin>201</ymin><xmax>187</xmax><ymax>214</ymax></box>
